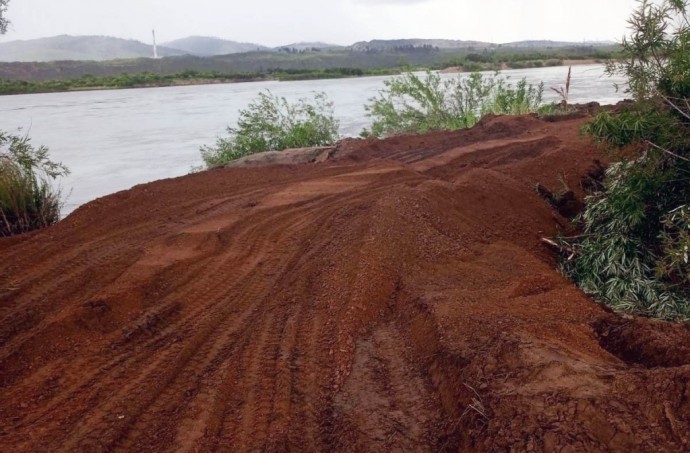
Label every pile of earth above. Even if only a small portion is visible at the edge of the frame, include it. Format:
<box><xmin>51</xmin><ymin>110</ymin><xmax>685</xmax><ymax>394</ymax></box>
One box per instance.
<box><xmin>1</xmin><ymin>113</ymin><xmax>689</xmax><ymax>452</ymax></box>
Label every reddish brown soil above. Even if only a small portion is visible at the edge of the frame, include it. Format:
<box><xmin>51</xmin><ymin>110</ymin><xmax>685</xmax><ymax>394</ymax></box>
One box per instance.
<box><xmin>1</xmin><ymin>114</ymin><xmax>689</xmax><ymax>452</ymax></box>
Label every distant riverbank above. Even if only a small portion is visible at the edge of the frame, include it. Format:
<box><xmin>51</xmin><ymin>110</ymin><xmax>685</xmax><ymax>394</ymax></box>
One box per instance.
<box><xmin>0</xmin><ymin>58</ymin><xmax>609</xmax><ymax>96</ymax></box>
<box><xmin>440</xmin><ymin>58</ymin><xmax>606</xmax><ymax>73</ymax></box>
<box><xmin>0</xmin><ymin>68</ymin><xmax>402</xmax><ymax>96</ymax></box>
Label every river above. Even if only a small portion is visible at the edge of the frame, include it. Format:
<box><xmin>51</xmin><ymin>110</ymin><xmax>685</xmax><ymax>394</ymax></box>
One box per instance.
<box><xmin>0</xmin><ymin>64</ymin><xmax>627</xmax><ymax>214</ymax></box>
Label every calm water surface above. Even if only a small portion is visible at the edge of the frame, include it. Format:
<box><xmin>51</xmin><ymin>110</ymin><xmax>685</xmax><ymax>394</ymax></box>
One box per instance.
<box><xmin>0</xmin><ymin>64</ymin><xmax>626</xmax><ymax>214</ymax></box>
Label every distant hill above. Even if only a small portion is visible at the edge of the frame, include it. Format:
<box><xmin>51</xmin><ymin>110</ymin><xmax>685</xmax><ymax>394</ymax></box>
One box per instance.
<box><xmin>0</xmin><ymin>35</ymin><xmax>185</xmax><ymax>62</ymax></box>
<box><xmin>278</xmin><ymin>42</ymin><xmax>344</xmax><ymax>51</ymax></box>
<box><xmin>350</xmin><ymin>39</ymin><xmax>493</xmax><ymax>52</ymax></box>
<box><xmin>0</xmin><ymin>35</ymin><xmax>618</xmax><ymax>65</ymax></box>
<box><xmin>163</xmin><ymin>36</ymin><xmax>269</xmax><ymax>56</ymax></box>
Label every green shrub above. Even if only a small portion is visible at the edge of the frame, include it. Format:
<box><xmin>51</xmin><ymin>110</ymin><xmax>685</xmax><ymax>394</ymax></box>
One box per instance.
<box><xmin>561</xmin><ymin>158</ymin><xmax>690</xmax><ymax>319</ymax></box>
<box><xmin>562</xmin><ymin>0</ymin><xmax>690</xmax><ymax>319</ymax></box>
<box><xmin>582</xmin><ymin>107</ymin><xmax>678</xmax><ymax>148</ymax></box>
<box><xmin>0</xmin><ymin>131</ymin><xmax>68</xmax><ymax>237</ymax></box>
<box><xmin>485</xmin><ymin>77</ymin><xmax>545</xmax><ymax>116</ymax></box>
<box><xmin>199</xmin><ymin>91</ymin><xmax>339</xmax><ymax>168</ymax></box>
<box><xmin>362</xmin><ymin>71</ymin><xmax>543</xmax><ymax>137</ymax></box>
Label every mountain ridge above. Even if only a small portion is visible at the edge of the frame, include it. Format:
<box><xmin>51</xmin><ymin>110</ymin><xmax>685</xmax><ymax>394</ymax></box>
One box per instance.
<box><xmin>161</xmin><ymin>36</ymin><xmax>269</xmax><ymax>56</ymax></box>
<box><xmin>0</xmin><ymin>34</ymin><xmax>617</xmax><ymax>63</ymax></box>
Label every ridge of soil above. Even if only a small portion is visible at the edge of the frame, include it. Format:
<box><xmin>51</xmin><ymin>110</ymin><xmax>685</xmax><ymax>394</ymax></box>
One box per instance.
<box><xmin>1</xmin><ymin>114</ymin><xmax>689</xmax><ymax>452</ymax></box>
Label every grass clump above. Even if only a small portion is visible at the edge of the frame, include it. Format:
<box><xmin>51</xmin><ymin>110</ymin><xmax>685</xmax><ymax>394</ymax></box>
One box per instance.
<box><xmin>362</xmin><ymin>71</ymin><xmax>543</xmax><ymax>137</ymax></box>
<box><xmin>560</xmin><ymin>0</ymin><xmax>690</xmax><ymax>320</ymax></box>
<box><xmin>0</xmin><ymin>131</ymin><xmax>69</xmax><ymax>237</ymax></box>
<box><xmin>199</xmin><ymin>91</ymin><xmax>339</xmax><ymax>168</ymax></box>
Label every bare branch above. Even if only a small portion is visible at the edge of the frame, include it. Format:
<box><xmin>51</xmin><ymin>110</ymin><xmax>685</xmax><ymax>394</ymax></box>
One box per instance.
<box><xmin>645</xmin><ymin>140</ymin><xmax>690</xmax><ymax>162</ymax></box>
<box><xmin>658</xmin><ymin>92</ymin><xmax>690</xmax><ymax>121</ymax></box>
<box><xmin>541</xmin><ymin>238</ymin><xmax>579</xmax><ymax>260</ymax></box>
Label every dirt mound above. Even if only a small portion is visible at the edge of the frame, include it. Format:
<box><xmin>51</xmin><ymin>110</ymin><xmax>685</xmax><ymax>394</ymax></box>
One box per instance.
<box><xmin>224</xmin><ymin>146</ymin><xmax>335</xmax><ymax>168</ymax></box>
<box><xmin>1</xmin><ymin>114</ymin><xmax>689</xmax><ymax>452</ymax></box>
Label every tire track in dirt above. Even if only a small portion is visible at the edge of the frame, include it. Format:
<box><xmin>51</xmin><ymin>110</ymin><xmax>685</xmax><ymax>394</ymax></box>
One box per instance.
<box><xmin>185</xmin><ymin>185</ymin><xmax>397</xmax><ymax>452</ymax></box>
<box><xmin>116</xmin><ymin>203</ymin><xmax>329</xmax><ymax>450</ymax></box>
<box><xmin>8</xmin><ymin>166</ymin><xmax>413</xmax><ymax>451</ymax></box>
<box><xmin>189</xmin><ymin>174</ymin><xmax>424</xmax><ymax>452</ymax></box>
<box><xmin>0</xmin><ymin>208</ymin><xmax>225</xmax><ymax>379</ymax></box>
<box><xmin>17</xmin><ymin>206</ymin><xmax>312</xmax><ymax>451</ymax></box>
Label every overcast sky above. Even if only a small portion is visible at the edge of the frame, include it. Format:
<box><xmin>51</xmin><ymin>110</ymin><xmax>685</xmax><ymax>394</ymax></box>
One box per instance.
<box><xmin>1</xmin><ymin>0</ymin><xmax>638</xmax><ymax>45</ymax></box>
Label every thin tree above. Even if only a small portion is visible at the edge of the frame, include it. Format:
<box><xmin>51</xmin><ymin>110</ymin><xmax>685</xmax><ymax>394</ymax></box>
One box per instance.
<box><xmin>0</xmin><ymin>0</ymin><xmax>9</xmax><ymax>35</ymax></box>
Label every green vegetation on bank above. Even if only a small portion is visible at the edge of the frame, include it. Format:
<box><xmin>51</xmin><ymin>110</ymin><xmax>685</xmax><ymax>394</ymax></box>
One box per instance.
<box><xmin>362</xmin><ymin>71</ymin><xmax>544</xmax><ymax>137</ymax></box>
<box><xmin>0</xmin><ymin>71</ymin><xmax>260</xmax><ymax>95</ymax></box>
<box><xmin>437</xmin><ymin>58</ymin><xmax>564</xmax><ymax>73</ymax></box>
<box><xmin>199</xmin><ymin>68</ymin><xmax>547</xmax><ymax>168</ymax></box>
<box><xmin>431</xmin><ymin>47</ymin><xmax>615</xmax><ymax>72</ymax></box>
<box><xmin>0</xmin><ymin>45</ymin><xmax>617</xmax><ymax>96</ymax></box>
<box><xmin>0</xmin><ymin>131</ymin><xmax>69</xmax><ymax>237</ymax></box>
<box><xmin>0</xmin><ymin>0</ymin><xmax>68</xmax><ymax>237</ymax></box>
<box><xmin>199</xmin><ymin>91</ymin><xmax>339</xmax><ymax>168</ymax></box>
<box><xmin>0</xmin><ymin>68</ymin><xmax>403</xmax><ymax>95</ymax></box>
<box><xmin>560</xmin><ymin>0</ymin><xmax>690</xmax><ymax>320</ymax></box>
<box><xmin>274</xmin><ymin>67</ymin><xmax>399</xmax><ymax>81</ymax></box>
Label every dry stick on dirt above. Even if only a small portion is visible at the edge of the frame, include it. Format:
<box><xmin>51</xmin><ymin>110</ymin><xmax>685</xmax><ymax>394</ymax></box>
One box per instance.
<box><xmin>541</xmin><ymin>237</ymin><xmax>578</xmax><ymax>260</ymax></box>
<box><xmin>461</xmin><ymin>383</ymin><xmax>489</xmax><ymax>421</ymax></box>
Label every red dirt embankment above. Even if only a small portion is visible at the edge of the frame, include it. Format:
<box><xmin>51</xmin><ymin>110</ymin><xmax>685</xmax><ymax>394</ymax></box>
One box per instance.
<box><xmin>1</xmin><ymin>114</ymin><xmax>689</xmax><ymax>452</ymax></box>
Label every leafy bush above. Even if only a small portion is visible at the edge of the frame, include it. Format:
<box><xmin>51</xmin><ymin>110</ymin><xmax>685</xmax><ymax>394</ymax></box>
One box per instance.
<box><xmin>362</xmin><ymin>71</ymin><xmax>543</xmax><ymax>137</ymax></box>
<box><xmin>562</xmin><ymin>158</ymin><xmax>690</xmax><ymax>319</ymax></box>
<box><xmin>199</xmin><ymin>91</ymin><xmax>339</xmax><ymax>167</ymax></box>
<box><xmin>581</xmin><ymin>107</ymin><xmax>678</xmax><ymax>147</ymax></box>
<box><xmin>562</xmin><ymin>0</ymin><xmax>690</xmax><ymax>319</ymax></box>
<box><xmin>606</xmin><ymin>0</ymin><xmax>690</xmax><ymax>102</ymax></box>
<box><xmin>485</xmin><ymin>77</ymin><xmax>544</xmax><ymax>116</ymax></box>
<box><xmin>0</xmin><ymin>131</ymin><xmax>69</xmax><ymax>236</ymax></box>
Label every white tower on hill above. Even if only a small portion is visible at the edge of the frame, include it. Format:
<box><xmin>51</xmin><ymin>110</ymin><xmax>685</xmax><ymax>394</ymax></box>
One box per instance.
<box><xmin>152</xmin><ymin>30</ymin><xmax>159</xmax><ymax>59</ymax></box>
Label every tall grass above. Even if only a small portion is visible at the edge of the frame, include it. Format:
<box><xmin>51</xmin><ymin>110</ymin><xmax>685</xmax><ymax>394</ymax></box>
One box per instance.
<box><xmin>0</xmin><ymin>131</ymin><xmax>68</xmax><ymax>237</ymax></box>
